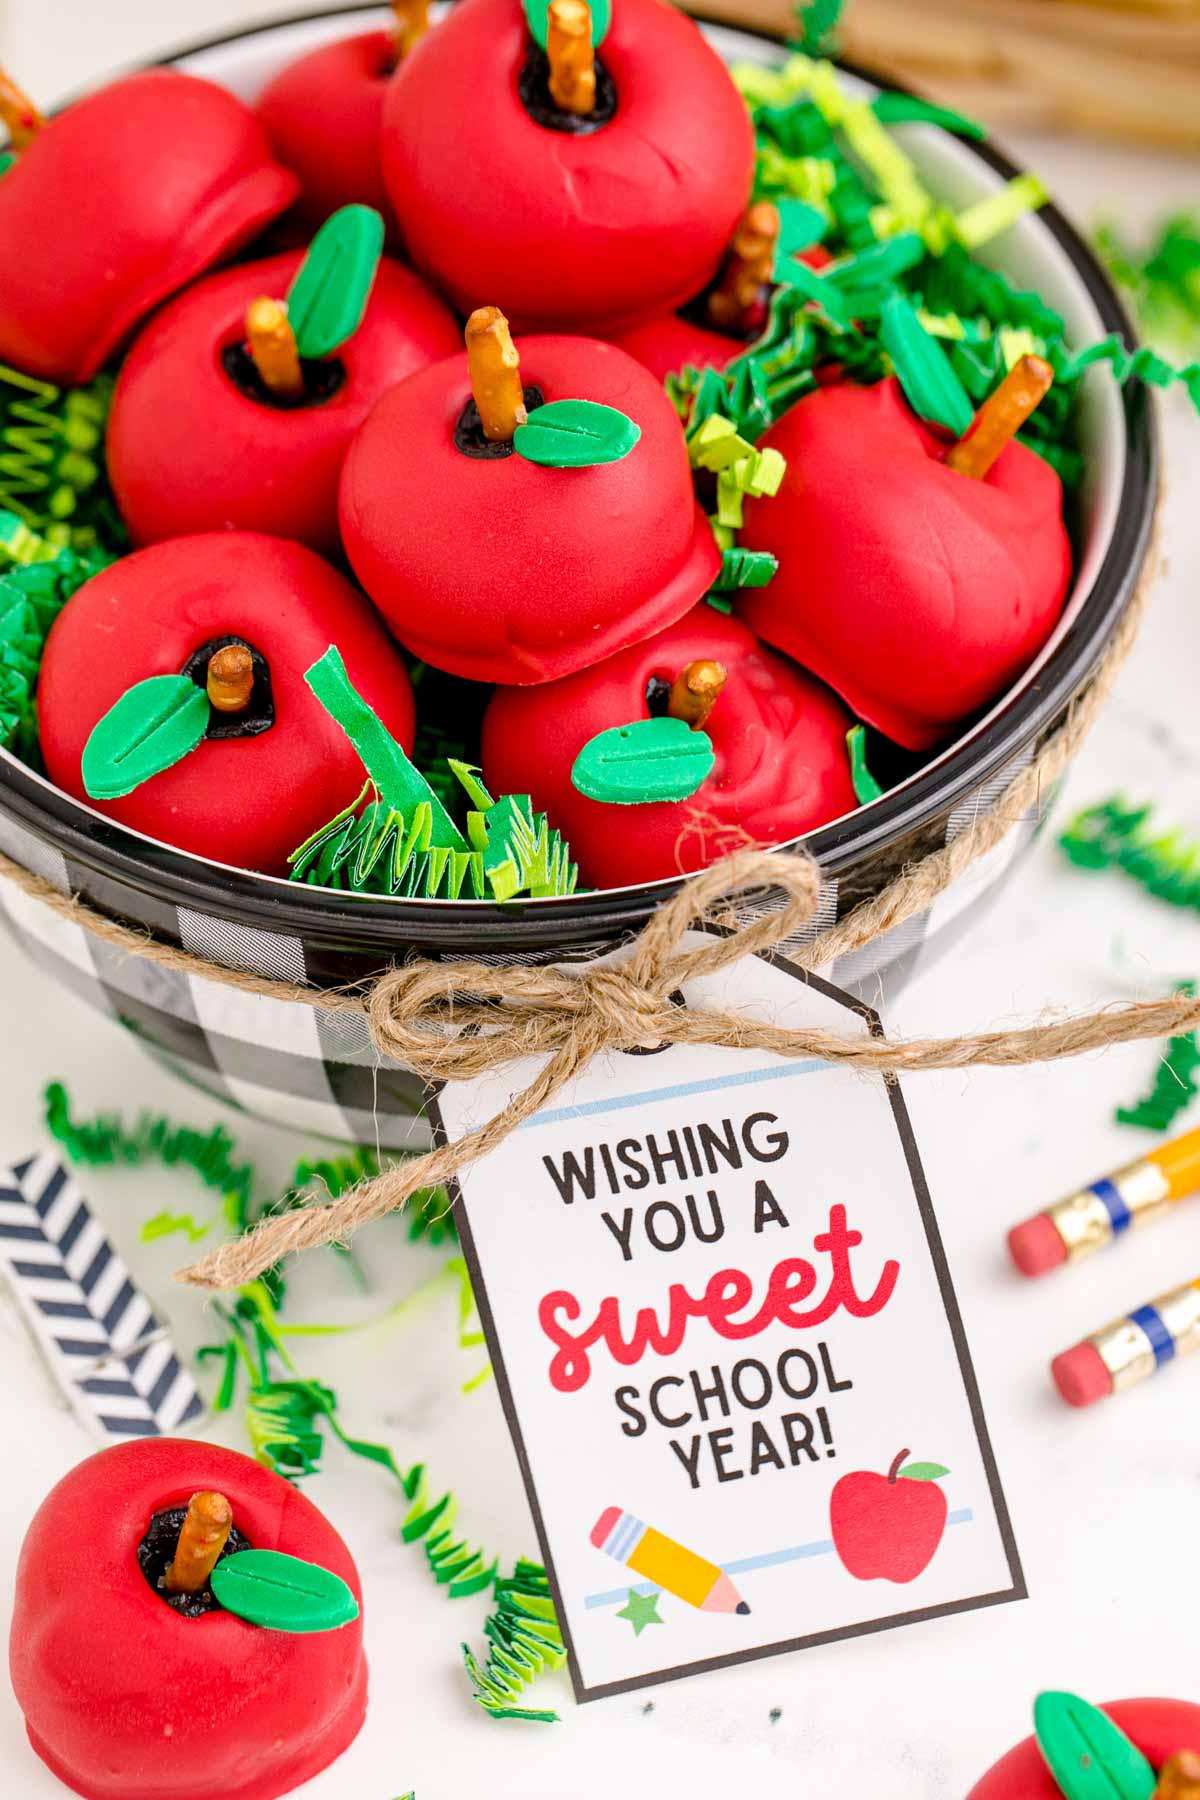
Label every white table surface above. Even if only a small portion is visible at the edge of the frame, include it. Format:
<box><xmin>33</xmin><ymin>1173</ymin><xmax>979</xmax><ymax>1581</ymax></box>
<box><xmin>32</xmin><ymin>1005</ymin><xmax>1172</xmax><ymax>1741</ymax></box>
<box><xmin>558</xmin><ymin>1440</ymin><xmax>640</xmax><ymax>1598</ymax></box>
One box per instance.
<box><xmin>2</xmin><ymin>5</ymin><xmax>1199</xmax><ymax>1796</ymax></box>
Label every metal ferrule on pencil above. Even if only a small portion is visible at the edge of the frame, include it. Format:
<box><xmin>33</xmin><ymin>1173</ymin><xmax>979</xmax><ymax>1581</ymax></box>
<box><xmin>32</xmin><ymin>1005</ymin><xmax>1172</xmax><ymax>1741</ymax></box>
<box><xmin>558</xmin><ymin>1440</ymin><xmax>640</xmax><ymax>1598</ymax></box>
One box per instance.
<box><xmin>1090</xmin><ymin>1281</ymin><xmax>1200</xmax><ymax>1392</ymax></box>
<box><xmin>1049</xmin><ymin>1157</ymin><xmax>1174</xmax><ymax>1261</ymax></box>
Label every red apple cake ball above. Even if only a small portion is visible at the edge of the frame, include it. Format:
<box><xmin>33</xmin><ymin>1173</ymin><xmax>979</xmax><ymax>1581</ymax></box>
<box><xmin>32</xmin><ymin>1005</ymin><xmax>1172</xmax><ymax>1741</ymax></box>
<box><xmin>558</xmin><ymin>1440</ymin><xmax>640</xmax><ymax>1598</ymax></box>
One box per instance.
<box><xmin>38</xmin><ymin>533</ymin><xmax>416</xmax><ymax>875</ymax></box>
<box><xmin>338</xmin><ymin>330</ymin><xmax>720</xmax><ymax>685</ymax></box>
<box><xmin>967</xmin><ymin>1700</ymin><xmax>1200</xmax><ymax>1800</ymax></box>
<box><xmin>10</xmin><ymin>1438</ymin><xmax>366</xmax><ymax>1800</ymax></box>
<box><xmin>380</xmin><ymin>0</ymin><xmax>755</xmax><ymax>334</ymax></box>
<box><xmin>256</xmin><ymin>28</ymin><xmax>398</xmax><ymax>233</ymax></box>
<box><xmin>107</xmin><ymin>249</ymin><xmax>459</xmax><ymax>557</ymax></box>
<box><xmin>738</xmin><ymin>376</ymin><xmax>1072</xmax><ymax>752</ymax></box>
<box><xmin>0</xmin><ymin>70</ymin><xmax>298</xmax><ymax>385</ymax></box>
<box><xmin>482</xmin><ymin>605</ymin><xmax>857</xmax><ymax>888</ymax></box>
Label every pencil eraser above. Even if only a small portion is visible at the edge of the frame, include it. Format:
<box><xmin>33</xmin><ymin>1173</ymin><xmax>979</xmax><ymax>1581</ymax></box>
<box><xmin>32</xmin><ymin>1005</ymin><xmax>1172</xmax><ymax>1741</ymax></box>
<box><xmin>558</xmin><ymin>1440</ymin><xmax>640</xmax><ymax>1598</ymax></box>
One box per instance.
<box><xmin>1008</xmin><ymin>1213</ymin><xmax>1068</xmax><ymax>1277</ymax></box>
<box><xmin>1051</xmin><ymin>1341</ymin><xmax>1113</xmax><ymax>1408</ymax></box>
<box><xmin>591</xmin><ymin>1507</ymin><xmax>621</xmax><ymax>1548</ymax></box>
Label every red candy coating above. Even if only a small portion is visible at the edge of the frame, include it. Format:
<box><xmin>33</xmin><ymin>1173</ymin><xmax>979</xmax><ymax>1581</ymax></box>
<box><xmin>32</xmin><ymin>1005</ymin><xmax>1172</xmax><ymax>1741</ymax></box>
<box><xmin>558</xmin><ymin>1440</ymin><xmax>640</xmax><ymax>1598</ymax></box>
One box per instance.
<box><xmin>38</xmin><ymin>533</ymin><xmax>416</xmax><ymax>874</ymax></box>
<box><xmin>9</xmin><ymin>1438</ymin><xmax>366</xmax><ymax>1800</ymax></box>
<box><xmin>0</xmin><ymin>70</ymin><xmax>298</xmax><ymax>386</ymax></box>
<box><xmin>738</xmin><ymin>377</ymin><xmax>1073</xmax><ymax>750</ymax></box>
<box><xmin>481</xmin><ymin>606</ymin><xmax>856</xmax><ymax>888</ymax></box>
<box><xmin>381</xmin><ymin>0</ymin><xmax>755</xmax><ymax>333</ymax></box>
<box><xmin>107</xmin><ymin>250</ymin><xmax>460</xmax><ymax>557</ymax></box>
<box><xmin>339</xmin><ymin>335</ymin><xmax>721</xmax><ymax>685</ymax></box>
<box><xmin>255</xmin><ymin>30</ymin><xmax>397</xmax><ymax>235</ymax></box>
<box><xmin>1051</xmin><ymin>1340</ymin><xmax>1113</xmax><ymax>1407</ymax></box>
<box><xmin>966</xmin><ymin>1699</ymin><xmax>1200</xmax><ymax>1799</ymax></box>
<box><xmin>1007</xmin><ymin>1213</ymin><xmax>1068</xmax><ymax>1277</ymax></box>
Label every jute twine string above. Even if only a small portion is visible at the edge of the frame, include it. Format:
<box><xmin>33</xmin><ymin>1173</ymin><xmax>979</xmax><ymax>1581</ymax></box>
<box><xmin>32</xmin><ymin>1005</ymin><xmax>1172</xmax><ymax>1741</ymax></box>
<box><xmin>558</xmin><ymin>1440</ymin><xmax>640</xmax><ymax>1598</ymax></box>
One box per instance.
<box><xmin>0</xmin><ymin>544</ymin><xmax>1186</xmax><ymax>1292</ymax></box>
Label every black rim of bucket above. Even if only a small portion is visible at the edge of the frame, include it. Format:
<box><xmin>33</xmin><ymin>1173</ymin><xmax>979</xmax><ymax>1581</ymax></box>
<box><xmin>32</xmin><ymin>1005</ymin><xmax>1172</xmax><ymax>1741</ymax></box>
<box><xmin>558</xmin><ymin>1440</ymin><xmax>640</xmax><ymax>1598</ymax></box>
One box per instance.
<box><xmin>0</xmin><ymin>4</ymin><xmax>1157</xmax><ymax>953</ymax></box>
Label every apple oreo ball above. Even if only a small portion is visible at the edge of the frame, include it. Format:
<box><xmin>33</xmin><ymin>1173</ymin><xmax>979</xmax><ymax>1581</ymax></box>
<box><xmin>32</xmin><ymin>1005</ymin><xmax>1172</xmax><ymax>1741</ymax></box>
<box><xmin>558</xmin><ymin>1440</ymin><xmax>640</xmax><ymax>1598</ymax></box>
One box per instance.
<box><xmin>38</xmin><ymin>532</ymin><xmax>416</xmax><ymax>874</ymax></box>
<box><xmin>738</xmin><ymin>350</ymin><xmax>1073</xmax><ymax>752</ymax></box>
<box><xmin>339</xmin><ymin>309</ymin><xmax>720</xmax><ymax>684</ymax></box>
<box><xmin>482</xmin><ymin>605</ymin><xmax>856</xmax><ymax>887</ymax></box>
<box><xmin>255</xmin><ymin>1</ymin><xmax>431</xmax><ymax>234</ymax></box>
<box><xmin>611</xmin><ymin>208</ymin><xmax>833</xmax><ymax>384</ymax></box>
<box><xmin>380</xmin><ymin>0</ymin><xmax>755</xmax><ymax>334</ymax></box>
<box><xmin>966</xmin><ymin>1693</ymin><xmax>1200</xmax><ymax>1800</ymax></box>
<box><xmin>9</xmin><ymin>1438</ymin><xmax>366</xmax><ymax>1800</ymax></box>
<box><xmin>0</xmin><ymin>67</ymin><xmax>298</xmax><ymax>386</ymax></box>
<box><xmin>107</xmin><ymin>208</ymin><xmax>459</xmax><ymax>557</ymax></box>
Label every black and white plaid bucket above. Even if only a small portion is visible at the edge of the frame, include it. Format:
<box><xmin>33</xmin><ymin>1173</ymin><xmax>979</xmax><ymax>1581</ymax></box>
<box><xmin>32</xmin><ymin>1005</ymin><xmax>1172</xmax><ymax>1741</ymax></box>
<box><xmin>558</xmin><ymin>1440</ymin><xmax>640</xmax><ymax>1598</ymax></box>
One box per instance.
<box><xmin>0</xmin><ymin>10</ymin><xmax>1158</xmax><ymax>1153</ymax></box>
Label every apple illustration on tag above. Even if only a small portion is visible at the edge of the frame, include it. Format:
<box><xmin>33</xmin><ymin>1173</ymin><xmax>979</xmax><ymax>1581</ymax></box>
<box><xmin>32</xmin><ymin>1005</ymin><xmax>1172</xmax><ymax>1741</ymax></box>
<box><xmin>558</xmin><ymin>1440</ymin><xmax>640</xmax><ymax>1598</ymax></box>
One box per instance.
<box><xmin>829</xmin><ymin>1446</ymin><xmax>949</xmax><ymax>1583</ymax></box>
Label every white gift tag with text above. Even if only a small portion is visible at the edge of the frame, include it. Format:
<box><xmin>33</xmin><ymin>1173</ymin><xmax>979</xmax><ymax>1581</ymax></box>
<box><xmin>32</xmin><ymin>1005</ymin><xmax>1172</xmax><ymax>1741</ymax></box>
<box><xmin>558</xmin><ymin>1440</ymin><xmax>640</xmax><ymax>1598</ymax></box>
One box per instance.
<box><xmin>431</xmin><ymin>940</ymin><xmax>1024</xmax><ymax>1701</ymax></box>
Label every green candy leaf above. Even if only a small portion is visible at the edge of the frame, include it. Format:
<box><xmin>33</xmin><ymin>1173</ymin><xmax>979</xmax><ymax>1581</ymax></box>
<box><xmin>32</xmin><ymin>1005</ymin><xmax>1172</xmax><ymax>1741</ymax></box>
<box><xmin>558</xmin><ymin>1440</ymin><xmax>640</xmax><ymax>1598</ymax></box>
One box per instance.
<box><xmin>210</xmin><ymin>1548</ymin><xmax>360</xmax><ymax>1634</ymax></box>
<box><xmin>847</xmin><ymin>724</ymin><xmax>883</xmax><ymax>804</ymax></box>
<box><xmin>0</xmin><ymin>151</ymin><xmax>16</xmax><ymax>179</ymax></box>
<box><xmin>287</xmin><ymin>204</ymin><xmax>385</xmax><ymax>359</ymax></box>
<box><xmin>880</xmin><ymin>293</ymin><xmax>975</xmax><ymax>437</ymax></box>
<box><xmin>1033</xmin><ymin>1693</ymin><xmax>1157</xmax><ymax>1800</ymax></box>
<box><xmin>524</xmin><ymin>0</ymin><xmax>610</xmax><ymax>49</ymax></box>
<box><xmin>513</xmin><ymin>399</ymin><xmax>640</xmax><ymax>469</ymax></box>
<box><xmin>572</xmin><ymin>717</ymin><xmax>714</xmax><ymax>805</ymax></box>
<box><xmin>898</xmin><ymin>1461</ymin><xmax>949</xmax><ymax>1481</ymax></box>
<box><xmin>81</xmin><ymin>675</ymin><xmax>209</xmax><ymax>800</ymax></box>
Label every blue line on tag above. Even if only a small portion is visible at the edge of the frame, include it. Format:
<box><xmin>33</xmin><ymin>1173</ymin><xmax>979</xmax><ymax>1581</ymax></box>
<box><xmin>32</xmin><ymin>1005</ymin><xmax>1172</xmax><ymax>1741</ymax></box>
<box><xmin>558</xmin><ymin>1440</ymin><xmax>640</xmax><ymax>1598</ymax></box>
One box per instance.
<box><xmin>581</xmin><ymin>1509</ymin><xmax>975</xmax><ymax>1607</ymax></box>
<box><xmin>516</xmin><ymin>1057</ymin><xmax>827</xmax><ymax>1130</ymax></box>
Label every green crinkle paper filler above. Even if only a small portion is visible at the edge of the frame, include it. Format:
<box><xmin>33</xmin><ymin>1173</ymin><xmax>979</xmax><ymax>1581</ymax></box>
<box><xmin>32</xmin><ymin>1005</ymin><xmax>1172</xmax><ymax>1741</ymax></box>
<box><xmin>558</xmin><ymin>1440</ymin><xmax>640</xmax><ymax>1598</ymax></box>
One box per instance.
<box><xmin>296</xmin><ymin>650</ymin><xmax>578</xmax><ymax>899</ymax></box>
<box><xmin>463</xmin><ymin>1560</ymin><xmax>566</xmax><ymax>1723</ymax></box>
<box><xmin>513</xmin><ymin>398</ymin><xmax>640</xmax><ymax>468</ymax></box>
<box><xmin>1096</xmin><ymin>211</ymin><xmax>1200</xmax><ymax>350</ymax></box>
<box><xmin>286</xmin><ymin>205</ymin><xmax>385</xmax><ymax>360</ymax></box>
<box><xmin>1115</xmin><ymin>981</ymin><xmax>1199</xmax><ymax>1133</ymax></box>
<box><xmin>81</xmin><ymin>673</ymin><xmax>209</xmax><ymax>800</ymax></box>
<box><xmin>880</xmin><ymin>294</ymin><xmax>975</xmax><ymax>436</ymax></box>
<box><xmin>1032</xmin><ymin>1691</ymin><xmax>1156</xmax><ymax>1800</ymax></box>
<box><xmin>1060</xmin><ymin>798</ymin><xmax>1200</xmax><ymax>913</ymax></box>
<box><xmin>871</xmin><ymin>91</ymin><xmax>984</xmax><ymax>140</ymax></box>
<box><xmin>0</xmin><ymin>536</ymin><xmax>112</xmax><ymax>751</ymax></box>
<box><xmin>0</xmin><ymin>364</ymin><xmax>126</xmax><ymax>555</ymax></box>
<box><xmin>571</xmin><ymin>716</ymin><xmax>715</xmax><ymax>805</ymax></box>
<box><xmin>846</xmin><ymin>725</ymin><xmax>883</xmax><ymax>803</ymax></box>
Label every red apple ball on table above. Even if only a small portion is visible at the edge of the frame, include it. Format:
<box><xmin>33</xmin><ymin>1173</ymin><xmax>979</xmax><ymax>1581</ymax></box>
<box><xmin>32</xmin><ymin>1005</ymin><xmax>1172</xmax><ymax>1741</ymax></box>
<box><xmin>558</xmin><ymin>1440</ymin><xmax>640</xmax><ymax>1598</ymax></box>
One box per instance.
<box><xmin>483</xmin><ymin>605</ymin><xmax>856</xmax><ymax>887</ymax></box>
<box><xmin>0</xmin><ymin>67</ymin><xmax>298</xmax><ymax>385</ymax></box>
<box><xmin>738</xmin><ymin>338</ymin><xmax>1073</xmax><ymax>751</ymax></box>
<box><xmin>966</xmin><ymin>1692</ymin><xmax>1200</xmax><ymax>1800</ymax></box>
<box><xmin>338</xmin><ymin>307</ymin><xmax>720</xmax><ymax>684</ymax></box>
<box><xmin>106</xmin><ymin>207</ymin><xmax>459</xmax><ymax>557</ymax></box>
<box><xmin>255</xmin><ymin>0</ymin><xmax>432</xmax><ymax>234</ymax></box>
<box><xmin>380</xmin><ymin>0</ymin><xmax>756</xmax><ymax>334</ymax></box>
<box><xmin>37</xmin><ymin>533</ymin><xmax>416</xmax><ymax>874</ymax></box>
<box><xmin>9</xmin><ymin>1438</ymin><xmax>366</xmax><ymax>1800</ymax></box>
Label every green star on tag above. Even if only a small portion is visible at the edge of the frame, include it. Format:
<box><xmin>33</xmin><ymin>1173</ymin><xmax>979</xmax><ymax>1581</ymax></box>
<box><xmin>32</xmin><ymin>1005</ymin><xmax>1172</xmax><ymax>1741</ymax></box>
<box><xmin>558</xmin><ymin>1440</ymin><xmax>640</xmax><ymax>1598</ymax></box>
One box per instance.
<box><xmin>616</xmin><ymin>1589</ymin><xmax>663</xmax><ymax>1637</ymax></box>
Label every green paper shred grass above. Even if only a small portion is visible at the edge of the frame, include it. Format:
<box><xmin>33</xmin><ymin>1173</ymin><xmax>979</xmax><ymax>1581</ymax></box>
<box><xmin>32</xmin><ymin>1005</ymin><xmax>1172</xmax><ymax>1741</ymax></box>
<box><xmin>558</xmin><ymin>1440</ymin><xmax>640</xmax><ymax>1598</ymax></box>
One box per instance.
<box><xmin>0</xmin><ymin>538</ymin><xmax>113</xmax><ymax>750</ymax></box>
<box><xmin>1096</xmin><ymin>212</ymin><xmax>1200</xmax><ymax>352</ymax></box>
<box><xmin>1060</xmin><ymin>798</ymin><xmax>1200</xmax><ymax>913</ymax></box>
<box><xmin>1115</xmin><ymin>982</ymin><xmax>1199</xmax><ymax>1132</ymax></box>
<box><xmin>463</xmin><ymin>1561</ymin><xmax>566</xmax><ymax>1723</ymax></box>
<box><xmin>0</xmin><ymin>365</ymin><xmax>126</xmax><ymax>557</ymax></box>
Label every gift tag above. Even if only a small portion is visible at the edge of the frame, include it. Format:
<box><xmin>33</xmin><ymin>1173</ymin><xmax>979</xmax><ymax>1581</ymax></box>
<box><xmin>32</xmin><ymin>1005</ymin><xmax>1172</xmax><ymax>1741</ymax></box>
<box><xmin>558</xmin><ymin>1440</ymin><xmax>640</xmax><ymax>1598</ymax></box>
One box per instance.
<box><xmin>431</xmin><ymin>938</ymin><xmax>1024</xmax><ymax>1701</ymax></box>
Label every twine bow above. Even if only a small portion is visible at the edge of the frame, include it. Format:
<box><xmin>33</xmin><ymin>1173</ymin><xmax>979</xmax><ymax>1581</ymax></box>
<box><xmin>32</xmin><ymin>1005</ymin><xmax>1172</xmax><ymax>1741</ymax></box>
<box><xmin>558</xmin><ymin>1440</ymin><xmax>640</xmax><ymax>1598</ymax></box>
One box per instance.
<box><xmin>179</xmin><ymin>845</ymin><xmax>1200</xmax><ymax>1291</ymax></box>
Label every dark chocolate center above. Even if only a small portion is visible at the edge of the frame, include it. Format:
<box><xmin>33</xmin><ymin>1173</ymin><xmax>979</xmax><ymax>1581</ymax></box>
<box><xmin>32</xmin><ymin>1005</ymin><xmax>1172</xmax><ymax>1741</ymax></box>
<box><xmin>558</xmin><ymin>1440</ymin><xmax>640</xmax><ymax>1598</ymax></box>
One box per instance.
<box><xmin>181</xmin><ymin>636</ymin><xmax>275</xmax><ymax>740</ymax></box>
<box><xmin>453</xmin><ymin>385</ymin><xmax>545</xmax><ymax>460</ymax></box>
<box><xmin>518</xmin><ymin>43</ymin><xmax>617</xmax><ymax>134</ymax></box>
<box><xmin>136</xmin><ymin>1506</ymin><xmax>252</xmax><ymax>1619</ymax></box>
<box><xmin>644</xmin><ymin>675</ymin><xmax>672</xmax><ymax>717</ymax></box>
<box><xmin>221</xmin><ymin>341</ymin><xmax>347</xmax><ymax>412</ymax></box>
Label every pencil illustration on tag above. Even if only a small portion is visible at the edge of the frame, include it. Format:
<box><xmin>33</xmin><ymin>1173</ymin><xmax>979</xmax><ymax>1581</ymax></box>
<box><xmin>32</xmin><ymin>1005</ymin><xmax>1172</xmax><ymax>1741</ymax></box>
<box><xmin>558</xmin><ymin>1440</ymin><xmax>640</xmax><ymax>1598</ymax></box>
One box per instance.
<box><xmin>591</xmin><ymin>1507</ymin><xmax>750</xmax><ymax>1614</ymax></box>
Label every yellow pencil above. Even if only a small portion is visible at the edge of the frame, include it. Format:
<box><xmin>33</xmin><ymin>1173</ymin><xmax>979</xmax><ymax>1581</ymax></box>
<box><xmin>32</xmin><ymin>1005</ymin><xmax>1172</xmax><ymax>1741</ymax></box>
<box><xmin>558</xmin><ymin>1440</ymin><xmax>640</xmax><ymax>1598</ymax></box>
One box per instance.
<box><xmin>591</xmin><ymin>1507</ymin><xmax>750</xmax><ymax>1614</ymax></box>
<box><xmin>1009</xmin><ymin>1125</ymin><xmax>1200</xmax><ymax>1276</ymax></box>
